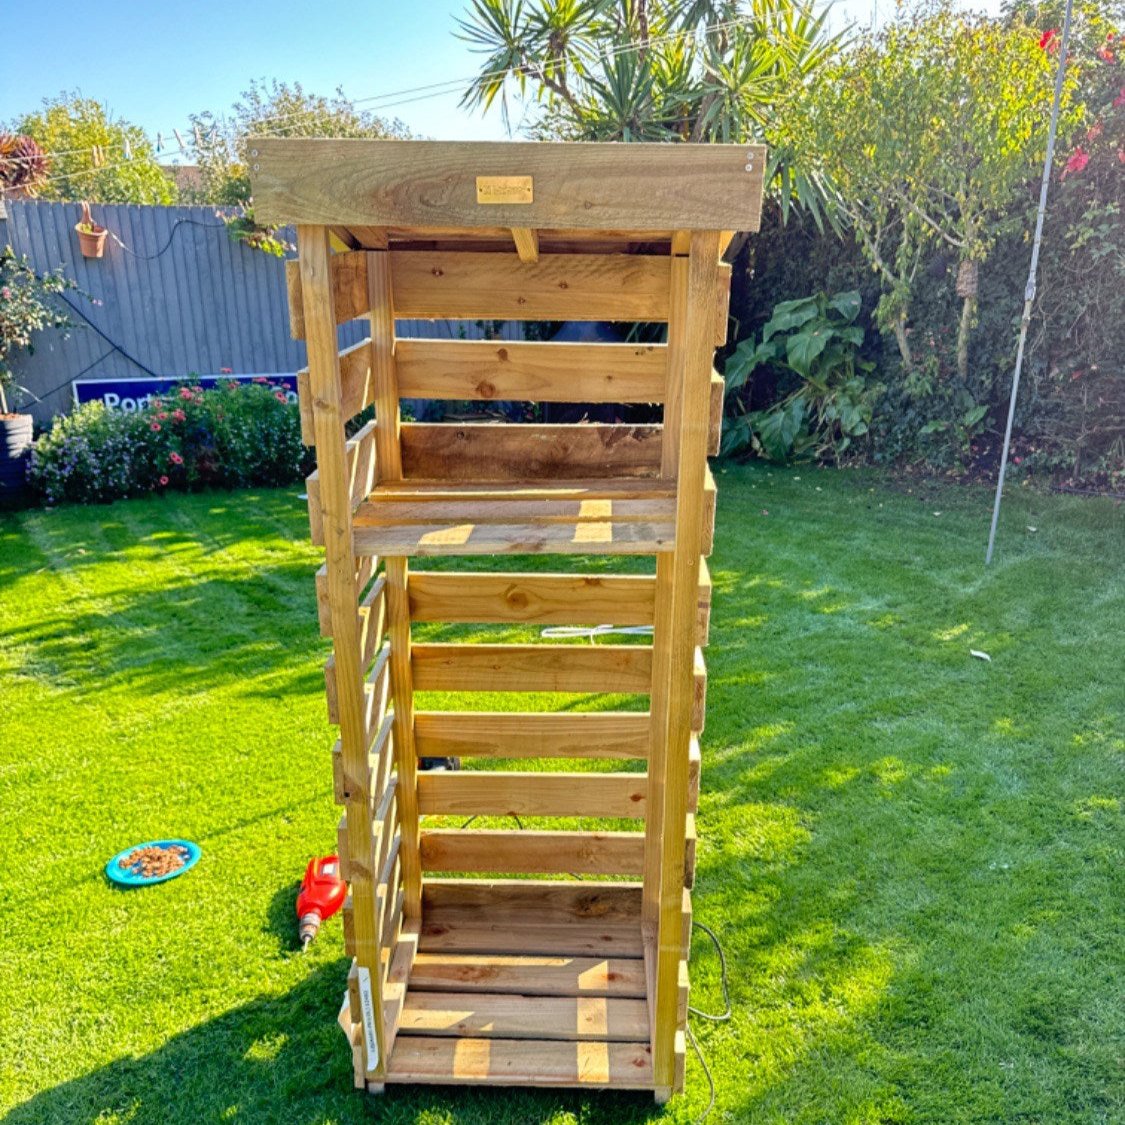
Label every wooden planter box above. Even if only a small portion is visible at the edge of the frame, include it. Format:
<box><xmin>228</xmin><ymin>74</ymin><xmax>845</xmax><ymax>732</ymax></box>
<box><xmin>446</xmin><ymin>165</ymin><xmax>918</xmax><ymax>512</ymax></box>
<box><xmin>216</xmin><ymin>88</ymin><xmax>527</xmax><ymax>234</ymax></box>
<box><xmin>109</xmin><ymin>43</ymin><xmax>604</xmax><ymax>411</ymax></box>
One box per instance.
<box><xmin>251</xmin><ymin>139</ymin><xmax>764</xmax><ymax>1101</ymax></box>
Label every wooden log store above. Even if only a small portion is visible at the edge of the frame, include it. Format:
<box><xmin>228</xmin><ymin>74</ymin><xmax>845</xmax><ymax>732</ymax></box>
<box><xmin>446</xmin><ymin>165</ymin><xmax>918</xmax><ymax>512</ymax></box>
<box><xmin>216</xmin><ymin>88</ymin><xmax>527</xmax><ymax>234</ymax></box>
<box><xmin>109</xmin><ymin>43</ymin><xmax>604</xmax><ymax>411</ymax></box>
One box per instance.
<box><xmin>251</xmin><ymin>139</ymin><xmax>764</xmax><ymax>1100</ymax></box>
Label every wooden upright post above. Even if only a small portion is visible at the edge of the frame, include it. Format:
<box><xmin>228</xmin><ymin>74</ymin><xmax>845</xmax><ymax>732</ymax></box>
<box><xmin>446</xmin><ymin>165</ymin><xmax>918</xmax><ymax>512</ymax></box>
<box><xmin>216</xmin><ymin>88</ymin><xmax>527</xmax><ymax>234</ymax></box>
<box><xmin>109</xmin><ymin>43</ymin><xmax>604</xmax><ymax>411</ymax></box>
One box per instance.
<box><xmin>297</xmin><ymin>225</ymin><xmax>386</xmax><ymax>1081</ymax></box>
<box><xmin>646</xmin><ymin>230</ymin><xmax>724</xmax><ymax>1096</ymax></box>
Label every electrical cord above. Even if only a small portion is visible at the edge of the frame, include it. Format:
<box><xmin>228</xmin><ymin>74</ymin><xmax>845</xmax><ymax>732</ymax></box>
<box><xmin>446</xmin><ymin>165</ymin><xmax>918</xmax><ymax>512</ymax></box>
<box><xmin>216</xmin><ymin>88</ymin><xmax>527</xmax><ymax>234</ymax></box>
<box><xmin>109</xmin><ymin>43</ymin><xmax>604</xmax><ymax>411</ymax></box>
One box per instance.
<box><xmin>686</xmin><ymin>921</ymin><xmax>733</xmax><ymax>1124</ymax></box>
<box><xmin>106</xmin><ymin>216</ymin><xmax>226</xmax><ymax>261</ymax></box>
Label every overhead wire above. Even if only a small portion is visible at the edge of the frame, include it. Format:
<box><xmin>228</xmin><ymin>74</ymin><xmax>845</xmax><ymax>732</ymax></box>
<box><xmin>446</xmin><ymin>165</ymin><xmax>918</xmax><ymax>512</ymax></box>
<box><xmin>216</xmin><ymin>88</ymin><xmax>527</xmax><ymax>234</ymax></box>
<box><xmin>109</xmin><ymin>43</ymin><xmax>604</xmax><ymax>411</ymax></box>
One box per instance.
<box><xmin>13</xmin><ymin>15</ymin><xmax>754</xmax><ymax>182</ymax></box>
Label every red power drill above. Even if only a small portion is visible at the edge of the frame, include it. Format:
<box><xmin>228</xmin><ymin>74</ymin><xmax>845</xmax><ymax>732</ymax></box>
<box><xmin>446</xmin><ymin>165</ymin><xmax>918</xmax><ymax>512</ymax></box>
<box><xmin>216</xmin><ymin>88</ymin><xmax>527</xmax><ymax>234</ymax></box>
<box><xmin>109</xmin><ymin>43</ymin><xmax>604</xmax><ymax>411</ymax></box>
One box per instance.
<box><xmin>296</xmin><ymin>855</ymin><xmax>347</xmax><ymax>951</ymax></box>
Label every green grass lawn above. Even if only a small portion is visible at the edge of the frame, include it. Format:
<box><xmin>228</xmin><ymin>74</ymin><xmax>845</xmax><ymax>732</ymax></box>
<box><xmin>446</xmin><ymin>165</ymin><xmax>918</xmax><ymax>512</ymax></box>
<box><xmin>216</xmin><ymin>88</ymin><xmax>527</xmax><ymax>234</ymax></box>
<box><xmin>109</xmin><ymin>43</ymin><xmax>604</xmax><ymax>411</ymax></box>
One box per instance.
<box><xmin>1</xmin><ymin>466</ymin><xmax>1122</xmax><ymax>1125</ymax></box>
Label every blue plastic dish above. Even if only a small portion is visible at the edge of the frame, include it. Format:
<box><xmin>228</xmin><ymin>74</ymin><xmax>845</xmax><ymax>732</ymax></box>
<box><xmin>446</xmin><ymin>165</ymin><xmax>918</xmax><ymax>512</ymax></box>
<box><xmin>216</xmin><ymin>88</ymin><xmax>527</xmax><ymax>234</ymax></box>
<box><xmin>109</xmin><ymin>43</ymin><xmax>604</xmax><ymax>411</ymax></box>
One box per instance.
<box><xmin>106</xmin><ymin>839</ymin><xmax>201</xmax><ymax>887</ymax></box>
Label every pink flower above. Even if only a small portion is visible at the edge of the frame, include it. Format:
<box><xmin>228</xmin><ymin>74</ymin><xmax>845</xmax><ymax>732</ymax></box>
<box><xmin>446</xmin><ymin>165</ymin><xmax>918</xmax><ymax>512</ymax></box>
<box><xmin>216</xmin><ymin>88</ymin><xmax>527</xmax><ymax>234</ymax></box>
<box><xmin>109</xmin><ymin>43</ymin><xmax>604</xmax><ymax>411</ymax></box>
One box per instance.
<box><xmin>220</xmin><ymin>367</ymin><xmax>233</xmax><ymax>374</ymax></box>
<box><xmin>1096</xmin><ymin>44</ymin><xmax>1116</xmax><ymax>63</ymax></box>
<box><xmin>274</xmin><ymin>390</ymin><xmax>287</xmax><ymax>403</ymax></box>
<box><xmin>1013</xmin><ymin>456</ymin><xmax>1022</xmax><ymax>465</ymax></box>
<box><xmin>253</xmin><ymin>376</ymin><xmax>268</xmax><ymax>384</ymax></box>
<box><xmin>157</xmin><ymin>411</ymin><xmax>168</xmax><ymax>420</ymax></box>
<box><xmin>1114</xmin><ymin>86</ymin><xmax>1125</xmax><ymax>108</ymax></box>
<box><xmin>169</xmin><ymin>451</ymin><xmax>184</xmax><ymax>465</ymax></box>
<box><xmin>281</xmin><ymin>382</ymin><xmax>291</xmax><ymax>390</ymax></box>
<box><xmin>227</xmin><ymin>381</ymin><xmax>239</xmax><ymax>390</ymax></box>
<box><xmin>172</xmin><ymin>409</ymin><xmax>186</xmax><ymax>422</ymax></box>
<box><xmin>1039</xmin><ymin>28</ymin><xmax>1059</xmax><ymax>52</ymax></box>
<box><xmin>150</xmin><ymin>421</ymin><xmax>161</xmax><ymax>432</ymax></box>
<box><xmin>1087</xmin><ymin>122</ymin><xmax>1103</xmax><ymax>142</ymax></box>
<box><xmin>179</xmin><ymin>387</ymin><xmax>193</xmax><ymax>400</ymax></box>
<box><xmin>1119</xmin><ymin>149</ymin><xmax>1125</xmax><ymax>164</ymax></box>
<box><xmin>1063</xmin><ymin>148</ymin><xmax>1090</xmax><ymax>177</ymax></box>
<box><xmin>0</xmin><ymin>287</ymin><xmax>11</xmax><ymax>300</ymax></box>
<box><xmin>159</xmin><ymin>475</ymin><xmax>169</xmax><ymax>486</ymax></box>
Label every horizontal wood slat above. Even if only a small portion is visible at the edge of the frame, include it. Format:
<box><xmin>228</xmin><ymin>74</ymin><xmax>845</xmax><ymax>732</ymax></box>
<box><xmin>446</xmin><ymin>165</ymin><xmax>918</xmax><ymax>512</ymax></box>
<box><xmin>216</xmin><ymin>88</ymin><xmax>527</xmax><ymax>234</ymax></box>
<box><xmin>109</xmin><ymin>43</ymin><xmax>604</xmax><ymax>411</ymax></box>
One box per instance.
<box><xmin>419</xmin><ymin>915</ymin><xmax>644</xmax><ymax>959</ymax></box>
<box><xmin>406</xmin><ymin>952</ymin><xmax>647</xmax><ymax>998</ymax></box>
<box><xmin>297</xmin><ymin>337</ymin><xmax>374</xmax><ymax>443</ymax></box>
<box><xmin>709</xmin><ymin>371</ymin><xmax>724</xmax><ymax>457</ymax></box>
<box><xmin>315</xmin><ymin>556</ymin><xmax>378</xmax><ymax>638</ymax></box>
<box><xmin>286</xmin><ymin>251</ymin><xmax>369</xmax><ymax>339</ymax></box>
<box><xmin>417</xmin><ymin>772</ymin><xmax>648</xmax><ymax>818</ymax></box>
<box><xmin>408</xmin><ymin>571</ymin><xmax>656</xmax><ymax>626</ymax></box>
<box><xmin>385</xmin><ymin>1036</ymin><xmax>653</xmax><ymax>1088</ymax></box>
<box><xmin>395</xmin><ymin>340</ymin><xmax>667</xmax><ymax>404</ymax></box>
<box><xmin>398</xmin><ymin>992</ymin><xmax>649</xmax><ymax>1042</ymax></box>
<box><xmin>411</xmin><ymin>643</ymin><xmax>652</xmax><ymax>694</ymax></box>
<box><xmin>400</xmin><ymin>423</ymin><xmax>662</xmax><ymax>481</ymax></box>
<box><xmin>413</xmin><ymin>711</ymin><xmax>650</xmax><ymax>760</ymax></box>
<box><xmin>326</xmin><ymin>636</ymin><xmax>390</xmax><ymax>727</ymax></box>
<box><xmin>391</xmin><ymin>252</ymin><xmax>671</xmax><ymax>321</ymax></box>
<box><xmin>419</xmin><ymin>829</ymin><xmax>646</xmax><ymax>876</ymax></box>
<box><xmin>422</xmin><ymin>879</ymin><xmax>642</xmax><ymax>921</ymax></box>
<box><xmin>252</xmin><ymin>138</ymin><xmax>766</xmax><ymax>233</ymax></box>
<box><xmin>307</xmin><ymin>420</ymin><xmax>378</xmax><ymax>546</ymax></box>
<box><xmin>323</xmin><ymin>576</ymin><xmax>386</xmax><ymax>718</ymax></box>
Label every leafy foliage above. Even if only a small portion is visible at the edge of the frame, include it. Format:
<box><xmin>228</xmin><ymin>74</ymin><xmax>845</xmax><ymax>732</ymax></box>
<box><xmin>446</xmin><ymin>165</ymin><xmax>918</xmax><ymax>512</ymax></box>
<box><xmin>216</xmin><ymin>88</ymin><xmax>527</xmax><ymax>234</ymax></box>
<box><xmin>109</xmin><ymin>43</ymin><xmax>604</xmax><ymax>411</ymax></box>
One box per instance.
<box><xmin>724</xmin><ymin>290</ymin><xmax>875</xmax><ymax>461</ymax></box>
<box><xmin>28</xmin><ymin>379</ymin><xmax>312</xmax><ymax>505</ymax></box>
<box><xmin>456</xmin><ymin>0</ymin><xmax>842</xmax><ymax>224</ymax></box>
<box><xmin>183</xmin><ymin>80</ymin><xmax>413</xmax><ymax>206</ymax></box>
<box><xmin>12</xmin><ymin>95</ymin><xmax>175</xmax><ymax>204</ymax></box>
<box><xmin>0</xmin><ymin>248</ymin><xmax>77</xmax><ymax>414</ymax></box>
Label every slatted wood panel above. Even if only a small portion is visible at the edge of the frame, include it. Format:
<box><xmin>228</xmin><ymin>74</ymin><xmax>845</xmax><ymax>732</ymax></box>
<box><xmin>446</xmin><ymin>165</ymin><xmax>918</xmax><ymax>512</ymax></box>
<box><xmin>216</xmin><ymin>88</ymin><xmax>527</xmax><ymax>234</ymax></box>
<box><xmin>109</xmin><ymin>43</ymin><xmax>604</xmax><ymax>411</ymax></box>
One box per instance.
<box><xmin>417</xmin><ymin>772</ymin><xmax>648</xmax><ymax>818</ymax></box>
<box><xmin>413</xmin><ymin>711</ymin><xmax>649</xmax><ymax>760</ymax></box>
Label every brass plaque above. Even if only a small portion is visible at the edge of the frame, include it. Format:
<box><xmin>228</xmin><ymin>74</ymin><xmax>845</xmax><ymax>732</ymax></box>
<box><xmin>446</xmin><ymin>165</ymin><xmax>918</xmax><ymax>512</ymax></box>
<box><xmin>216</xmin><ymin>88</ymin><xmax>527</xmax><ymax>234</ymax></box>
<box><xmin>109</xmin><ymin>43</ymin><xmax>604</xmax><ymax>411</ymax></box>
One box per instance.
<box><xmin>476</xmin><ymin>175</ymin><xmax>534</xmax><ymax>205</ymax></box>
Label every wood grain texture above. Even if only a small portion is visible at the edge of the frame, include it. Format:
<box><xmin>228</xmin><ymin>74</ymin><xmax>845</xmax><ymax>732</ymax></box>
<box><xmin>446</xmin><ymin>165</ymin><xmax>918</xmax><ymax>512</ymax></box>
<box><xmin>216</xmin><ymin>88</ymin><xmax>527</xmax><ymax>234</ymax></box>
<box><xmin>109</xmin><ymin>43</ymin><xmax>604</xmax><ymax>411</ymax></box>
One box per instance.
<box><xmin>298</xmin><ymin>336</ymin><xmax>375</xmax><ymax>442</ymax></box>
<box><xmin>306</xmin><ymin>419</ymin><xmax>377</xmax><ymax>546</ymax></box>
<box><xmin>413</xmin><ymin>711</ymin><xmax>650</xmax><ymax>760</ymax></box>
<box><xmin>385</xmin><ymin>1036</ymin><xmax>654</xmax><ymax>1088</ymax></box>
<box><xmin>400</xmin><ymin>423</ymin><xmax>662</xmax><ymax>481</ymax></box>
<box><xmin>411</xmin><ymin>643</ymin><xmax>652</xmax><ymax>694</ymax></box>
<box><xmin>315</xmin><ymin>555</ymin><xmax>377</xmax><ymax>638</ymax></box>
<box><xmin>398</xmin><ymin>992</ymin><xmax>649</xmax><ymax>1042</ymax></box>
<box><xmin>250</xmin><ymin>139</ymin><xmax>766</xmax><ymax>232</ymax></box>
<box><xmin>647</xmin><ymin>231</ymin><xmax>724</xmax><ymax>1091</ymax></box>
<box><xmin>408</xmin><ymin>571</ymin><xmax>656</xmax><ymax>626</ymax></box>
<box><xmin>417</xmin><ymin>772</ymin><xmax>648</xmax><ymax>818</ymax></box>
<box><xmin>297</xmin><ymin>225</ymin><xmax>384</xmax><ymax>1078</ymax></box>
<box><xmin>419</xmin><ymin>829</ymin><xmax>646</xmax><ymax>876</ymax></box>
<box><xmin>395</xmin><ymin>340</ymin><xmax>667</xmax><ymax>404</ymax></box>
<box><xmin>406</xmin><ymin>952</ymin><xmax>647</xmax><ymax>998</ymax></box>
<box><xmin>510</xmin><ymin>227</ymin><xmax>539</xmax><ymax>262</ymax></box>
<box><xmin>422</xmin><ymin>879</ymin><xmax>641</xmax><ymax>919</ymax></box>
<box><xmin>390</xmin><ymin>251</ymin><xmax>671</xmax><ymax>321</ymax></box>
<box><xmin>286</xmin><ymin>251</ymin><xmax>369</xmax><ymax>339</ymax></box>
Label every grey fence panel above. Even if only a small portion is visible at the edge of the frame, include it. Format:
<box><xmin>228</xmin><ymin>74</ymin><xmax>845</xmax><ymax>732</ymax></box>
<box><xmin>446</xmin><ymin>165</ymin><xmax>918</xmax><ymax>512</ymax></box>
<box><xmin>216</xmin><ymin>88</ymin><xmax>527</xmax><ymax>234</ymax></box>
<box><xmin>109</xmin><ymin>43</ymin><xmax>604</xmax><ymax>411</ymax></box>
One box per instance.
<box><xmin>3</xmin><ymin>200</ymin><xmax>523</xmax><ymax>424</ymax></box>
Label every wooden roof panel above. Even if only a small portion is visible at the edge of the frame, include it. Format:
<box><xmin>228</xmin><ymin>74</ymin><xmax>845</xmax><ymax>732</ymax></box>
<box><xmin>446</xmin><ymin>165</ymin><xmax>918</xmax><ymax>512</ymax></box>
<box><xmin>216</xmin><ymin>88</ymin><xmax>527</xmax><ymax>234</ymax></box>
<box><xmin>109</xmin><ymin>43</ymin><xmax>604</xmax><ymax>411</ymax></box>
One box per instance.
<box><xmin>249</xmin><ymin>139</ymin><xmax>765</xmax><ymax>233</ymax></box>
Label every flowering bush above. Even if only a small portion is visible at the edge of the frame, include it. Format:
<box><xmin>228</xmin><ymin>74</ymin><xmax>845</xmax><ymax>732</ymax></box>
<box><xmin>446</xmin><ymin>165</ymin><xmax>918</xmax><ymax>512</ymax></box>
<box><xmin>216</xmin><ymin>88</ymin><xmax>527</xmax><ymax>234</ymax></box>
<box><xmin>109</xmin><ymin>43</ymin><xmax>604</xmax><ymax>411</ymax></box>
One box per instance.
<box><xmin>29</xmin><ymin>378</ymin><xmax>313</xmax><ymax>505</ymax></box>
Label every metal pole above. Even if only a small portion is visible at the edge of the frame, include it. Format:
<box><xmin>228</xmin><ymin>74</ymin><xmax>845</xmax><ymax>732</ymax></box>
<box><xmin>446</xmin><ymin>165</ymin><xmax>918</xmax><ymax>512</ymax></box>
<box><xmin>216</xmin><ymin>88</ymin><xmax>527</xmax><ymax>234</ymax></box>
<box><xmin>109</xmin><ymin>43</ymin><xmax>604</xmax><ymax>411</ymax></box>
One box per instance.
<box><xmin>986</xmin><ymin>0</ymin><xmax>1074</xmax><ymax>565</ymax></box>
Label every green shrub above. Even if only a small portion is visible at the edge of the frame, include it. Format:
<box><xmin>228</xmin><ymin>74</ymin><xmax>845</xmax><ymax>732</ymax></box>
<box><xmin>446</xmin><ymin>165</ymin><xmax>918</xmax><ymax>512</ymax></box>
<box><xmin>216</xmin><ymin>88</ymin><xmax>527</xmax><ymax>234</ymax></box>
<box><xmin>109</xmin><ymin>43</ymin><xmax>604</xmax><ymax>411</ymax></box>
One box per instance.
<box><xmin>723</xmin><ymin>290</ymin><xmax>876</xmax><ymax>462</ymax></box>
<box><xmin>29</xmin><ymin>378</ymin><xmax>313</xmax><ymax>505</ymax></box>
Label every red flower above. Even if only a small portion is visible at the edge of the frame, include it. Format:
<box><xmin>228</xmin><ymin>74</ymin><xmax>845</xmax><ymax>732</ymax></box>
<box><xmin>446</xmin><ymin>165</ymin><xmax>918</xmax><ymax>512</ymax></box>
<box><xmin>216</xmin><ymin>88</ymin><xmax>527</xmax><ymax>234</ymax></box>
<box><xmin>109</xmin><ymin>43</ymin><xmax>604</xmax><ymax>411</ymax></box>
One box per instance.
<box><xmin>1063</xmin><ymin>148</ymin><xmax>1090</xmax><ymax>177</ymax></box>
<box><xmin>227</xmin><ymin>380</ymin><xmax>239</xmax><ymax>390</ymax></box>
<box><xmin>1039</xmin><ymin>28</ymin><xmax>1059</xmax><ymax>51</ymax></box>
<box><xmin>274</xmin><ymin>390</ymin><xmax>287</xmax><ymax>403</ymax></box>
<box><xmin>1096</xmin><ymin>43</ymin><xmax>1116</xmax><ymax>63</ymax></box>
<box><xmin>157</xmin><ymin>411</ymin><xmax>168</xmax><ymax>420</ymax></box>
<box><xmin>172</xmin><ymin>409</ymin><xmax>186</xmax><ymax>422</ymax></box>
<box><xmin>220</xmin><ymin>367</ymin><xmax>233</xmax><ymax>374</ymax></box>
<box><xmin>159</xmin><ymin>475</ymin><xmax>169</xmax><ymax>486</ymax></box>
<box><xmin>179</xmin><ymin>387</ymin><xmax>193</xmax><ymax>400</ymax></box>
<box><xmin>1087</xmin><ymin>122</ymin><xmax>1103</xmax><ymax>141</ymax></box>
<box><xmin>169</xmin><ymin>451</ymin><xmax>184</xmax><ymax>465</ymax></box>
<box><xmin>1119</xmin><ymin>149</ymin><xmax>1125</xmax><ymax>163</ymax></box>
<box><xmin>253</xmin><ymin>376</ymin><xmax>268</xmax><ymax>384</ymax></box>
<box><xmin>1114</xmin><ymin>86</ymin><xmax>1125</xmax><ymax>108</ymax></box>
<box><xmin>150</xmin><ymin>421</ymin><xmax>161</xmax><ymax>432</ymax></box>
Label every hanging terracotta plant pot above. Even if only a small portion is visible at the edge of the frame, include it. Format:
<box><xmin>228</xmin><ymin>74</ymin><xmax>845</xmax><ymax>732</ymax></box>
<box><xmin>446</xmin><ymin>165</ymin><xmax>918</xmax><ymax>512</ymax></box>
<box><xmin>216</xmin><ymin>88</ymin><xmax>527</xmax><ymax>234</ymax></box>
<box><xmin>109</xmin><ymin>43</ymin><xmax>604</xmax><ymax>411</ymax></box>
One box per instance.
<box><xmin>75</xmin><ymin>201</ymin><xmax>108</xmax><ymax>259</ymax></box>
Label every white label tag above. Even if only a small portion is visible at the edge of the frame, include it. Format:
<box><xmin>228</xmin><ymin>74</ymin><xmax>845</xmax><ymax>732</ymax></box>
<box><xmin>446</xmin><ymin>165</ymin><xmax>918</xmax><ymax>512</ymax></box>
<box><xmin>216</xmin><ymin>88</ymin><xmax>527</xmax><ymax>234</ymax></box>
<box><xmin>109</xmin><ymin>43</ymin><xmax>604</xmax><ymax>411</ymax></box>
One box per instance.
<box><xmin>357</xmin><ymin>966</ymin><xmax>379</xmax><ymax>1072</ymax></box>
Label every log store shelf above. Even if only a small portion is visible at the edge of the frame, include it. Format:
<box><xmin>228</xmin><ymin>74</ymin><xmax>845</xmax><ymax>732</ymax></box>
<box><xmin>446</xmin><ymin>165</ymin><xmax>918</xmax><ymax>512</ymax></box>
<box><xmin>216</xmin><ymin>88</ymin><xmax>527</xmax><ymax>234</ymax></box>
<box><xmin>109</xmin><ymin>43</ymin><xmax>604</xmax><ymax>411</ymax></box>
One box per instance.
<box><xmin>251</xmin><ymin>138</ymin><xmax>764</xmax><ymax>1101</ymax></box>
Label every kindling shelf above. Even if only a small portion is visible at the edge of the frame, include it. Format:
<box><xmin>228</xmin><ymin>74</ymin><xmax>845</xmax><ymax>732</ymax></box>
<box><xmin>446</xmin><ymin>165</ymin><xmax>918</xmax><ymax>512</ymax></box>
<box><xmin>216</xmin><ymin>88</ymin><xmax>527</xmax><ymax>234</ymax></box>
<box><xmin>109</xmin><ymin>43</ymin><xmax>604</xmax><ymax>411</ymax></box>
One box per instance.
<box><xmin>252</xmin><ymin>137</ymin><xmax>763</xmax><ymax>1102</ymax></box>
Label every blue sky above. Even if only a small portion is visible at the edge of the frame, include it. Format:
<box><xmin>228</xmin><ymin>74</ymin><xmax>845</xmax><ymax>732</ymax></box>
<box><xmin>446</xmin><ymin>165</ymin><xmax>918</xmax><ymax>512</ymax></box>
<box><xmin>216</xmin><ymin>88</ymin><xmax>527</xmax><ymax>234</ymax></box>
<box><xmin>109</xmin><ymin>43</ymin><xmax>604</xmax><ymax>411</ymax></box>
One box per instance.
<box><xmin>2</xmin><ymin>0</ymin><xmax>1001</xmax><ymax>155</ymax></box>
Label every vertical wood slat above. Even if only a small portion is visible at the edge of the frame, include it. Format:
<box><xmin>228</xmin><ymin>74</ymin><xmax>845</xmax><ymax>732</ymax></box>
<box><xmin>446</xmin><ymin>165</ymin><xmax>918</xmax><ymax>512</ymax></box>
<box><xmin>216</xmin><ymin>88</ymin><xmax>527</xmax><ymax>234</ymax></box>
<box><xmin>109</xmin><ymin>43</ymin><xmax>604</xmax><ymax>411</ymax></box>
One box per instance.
<box><xmin>367</xmin><ymin>251</ymin><xmax>423</xmax><ymax>936</ymax></box>
<box><xmin>297</xmin><ymin>226</ymin><xmax>386</xmax><ymax>1081</ymax></box>
<box><xmin>645</xmin><ymin>230</ymin><xmax>724</xmax><ymax>1095</ymax></box>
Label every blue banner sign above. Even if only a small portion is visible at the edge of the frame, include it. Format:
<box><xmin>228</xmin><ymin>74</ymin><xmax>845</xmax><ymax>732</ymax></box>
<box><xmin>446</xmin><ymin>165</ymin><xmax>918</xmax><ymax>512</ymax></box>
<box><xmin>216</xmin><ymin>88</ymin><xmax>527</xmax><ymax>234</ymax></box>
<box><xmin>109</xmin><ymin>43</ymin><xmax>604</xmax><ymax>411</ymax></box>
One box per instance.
<box><xmin>73</xmin><ymin>373</ymin><xmax>299</xmax><ymax>411</ymax></box>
